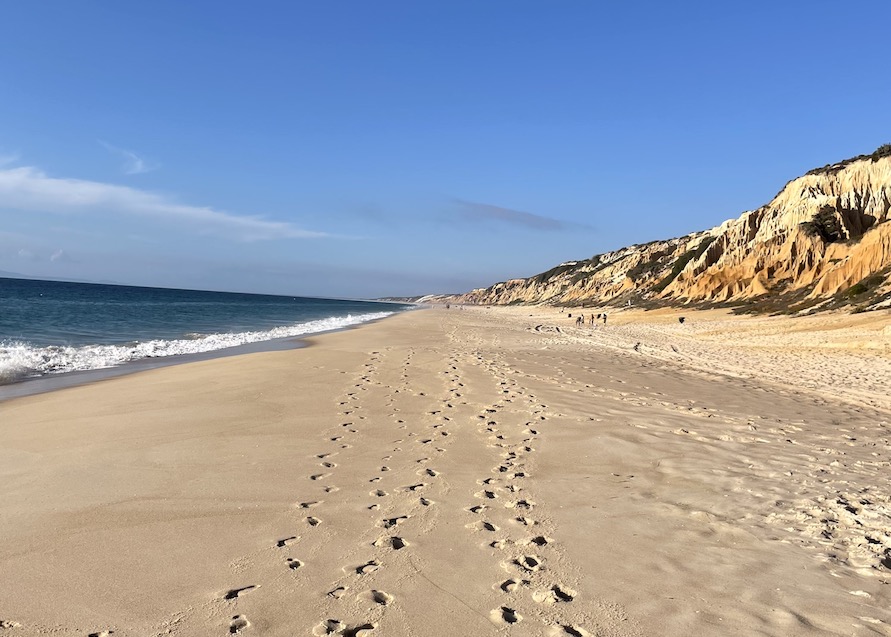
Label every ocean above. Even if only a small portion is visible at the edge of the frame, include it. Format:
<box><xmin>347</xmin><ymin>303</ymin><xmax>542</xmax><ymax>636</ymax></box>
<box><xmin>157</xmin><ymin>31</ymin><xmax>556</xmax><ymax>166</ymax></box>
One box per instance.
<box><xmin>0</xmin><ymin>277</ymin><xmax>411</xmax><ymax>386</ymax></box>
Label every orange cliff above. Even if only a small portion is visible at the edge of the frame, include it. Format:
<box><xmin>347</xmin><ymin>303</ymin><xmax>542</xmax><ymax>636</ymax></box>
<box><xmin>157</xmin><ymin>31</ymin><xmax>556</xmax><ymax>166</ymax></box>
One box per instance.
<box><xmin>440</xmin><ymin>147</ymin><xmax>891</xmax><ymax>313</ymax></box>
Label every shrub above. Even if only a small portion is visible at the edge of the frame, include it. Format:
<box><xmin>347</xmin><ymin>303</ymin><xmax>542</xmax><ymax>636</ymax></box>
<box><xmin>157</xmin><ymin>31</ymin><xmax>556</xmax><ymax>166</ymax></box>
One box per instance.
<box><xmin>800</xmin><ymin>205</ymin><xmax>843</xmax><ymax>243</ymax></box>
<box><xmin>652</xmin><ymin>236</ymin><xmax>715</xmax><ymax>293</ymax></box>
<box><xmin>806</xmin><ymin>143</ymin><xmax>891</xmax><ymax>176</ymax></box>
<box><xmin>844</xmin><ymin>272</ymin><xmax>887</xmax><ymax>298</ymax></box>
<box><xmin>627</xmin><ymin>250</ymin><xmax>670</xmax><ymax>282</ymax></box>
<box><xmin>871</xmin><ymin>143</ymin><xmax>891</xmax><ymax>161</ymax></box>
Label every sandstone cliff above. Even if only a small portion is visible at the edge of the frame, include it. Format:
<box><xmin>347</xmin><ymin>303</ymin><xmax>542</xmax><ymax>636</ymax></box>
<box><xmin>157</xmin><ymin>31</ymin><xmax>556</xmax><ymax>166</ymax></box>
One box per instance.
<box><xmin>449</xmin><ymin>147</ymin><xmax>891</xmax><ymax>313</ymax></box>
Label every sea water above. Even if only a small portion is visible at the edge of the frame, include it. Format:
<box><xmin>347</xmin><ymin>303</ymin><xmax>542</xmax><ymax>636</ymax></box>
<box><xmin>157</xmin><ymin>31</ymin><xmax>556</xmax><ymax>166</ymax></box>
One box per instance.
<box><xmin>0</xmin><ymin>277</ymin><xmax>411</xmax><ymax>385</ymax></box>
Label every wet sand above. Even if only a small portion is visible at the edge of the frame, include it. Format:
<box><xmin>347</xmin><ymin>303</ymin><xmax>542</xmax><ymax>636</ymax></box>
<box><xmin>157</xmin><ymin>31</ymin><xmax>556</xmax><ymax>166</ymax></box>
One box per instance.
<box><xmin>1</xmin><ymin>307</ymin><xmax>889</xmax><ymax>636</ymax></box>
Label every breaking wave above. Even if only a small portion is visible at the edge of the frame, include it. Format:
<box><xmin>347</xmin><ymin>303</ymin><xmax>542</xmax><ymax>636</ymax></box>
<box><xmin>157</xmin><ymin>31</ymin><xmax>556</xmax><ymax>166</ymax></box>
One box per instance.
<box><xmin>0</xmin><ymin>311</ymin><xmax>394</xmax><ymax>385</ymax></box>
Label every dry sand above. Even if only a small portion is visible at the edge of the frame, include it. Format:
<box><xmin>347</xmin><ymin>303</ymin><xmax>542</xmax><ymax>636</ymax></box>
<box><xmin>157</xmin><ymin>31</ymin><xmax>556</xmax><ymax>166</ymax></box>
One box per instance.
<box><xmin>1</xmin><ymin>306</ymin><xmax>890</xmax><ymax>636</ymax></box>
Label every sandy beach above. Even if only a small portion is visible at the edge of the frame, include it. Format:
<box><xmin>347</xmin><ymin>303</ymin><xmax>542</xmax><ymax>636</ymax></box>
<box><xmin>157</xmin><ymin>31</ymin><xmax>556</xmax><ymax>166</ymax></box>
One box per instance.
<box><xmin>2</xmin><ymin>306</ymin><xmax>890</xmax><ymax>637</ymax></box>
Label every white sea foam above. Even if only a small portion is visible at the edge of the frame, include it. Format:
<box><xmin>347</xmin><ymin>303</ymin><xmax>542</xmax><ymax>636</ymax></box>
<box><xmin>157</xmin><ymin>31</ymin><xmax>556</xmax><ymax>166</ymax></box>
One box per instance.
<box><xmin>0</xmin><ymin>311</ymin><xmax>395</xmax><ymax>384</ymax></box>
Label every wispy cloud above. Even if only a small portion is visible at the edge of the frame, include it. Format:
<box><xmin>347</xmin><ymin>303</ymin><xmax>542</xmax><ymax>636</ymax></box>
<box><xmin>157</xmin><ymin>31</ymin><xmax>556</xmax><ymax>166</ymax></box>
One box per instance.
<box><xmin>50</xmin><ymin>249</ymin><xmax>72</xmax><ymax>262</ymax></box>
<box><xmin>0</xmin><ymin>152</ymin><xmax>20</xmax><ymax>167</ymax></box>
<box><xmin>0</xmin><ymin>165</ymin><xmax>329</xmax><ymax>241</ymax></box>
<box><xmin>452</xmin><ymin>199</ymin><xmax>570</xmax><ymax>231</ymax></box>
<box><xmin>99</xmin><ymin>140</ymin><xmax>159</xmax><ymax>175</ymax></box>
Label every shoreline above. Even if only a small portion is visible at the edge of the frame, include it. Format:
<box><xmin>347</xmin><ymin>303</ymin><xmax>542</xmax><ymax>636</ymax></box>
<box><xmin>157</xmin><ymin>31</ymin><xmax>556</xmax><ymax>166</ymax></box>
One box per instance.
<box><xmin>2</xmin><ymin>307</ymin><xmax>889</xmax><ymax>636</ymax></box>
<box><xmin>0</xmin><ymin>309</ymin><xmax>412</xmax><ymax>403</ymax></box>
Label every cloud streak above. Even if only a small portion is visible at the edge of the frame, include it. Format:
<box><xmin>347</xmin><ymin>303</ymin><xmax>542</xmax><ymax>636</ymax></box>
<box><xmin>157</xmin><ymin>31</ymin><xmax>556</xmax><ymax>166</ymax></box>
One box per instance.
<box><xmin>99</xmin><ymin>141</ymin><xmax>158</xmax><ymax>175</ymax></box>
<box><xmin>452</xmin><ymin>199</ymin><xmax>570</xmax><ymax>231</ymax></box>
<box><xmin>0</xmin><ymin>165</ymin><xmax>329</xmax><ymax>241</ymax></box>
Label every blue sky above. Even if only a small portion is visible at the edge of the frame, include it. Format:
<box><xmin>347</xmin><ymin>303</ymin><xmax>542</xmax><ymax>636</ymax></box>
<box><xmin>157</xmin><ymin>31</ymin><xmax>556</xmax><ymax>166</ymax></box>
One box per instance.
<box><xmin>1</xmin><ymin>1</ymin><xmax>889</xmax><ymax>298</ymax></box>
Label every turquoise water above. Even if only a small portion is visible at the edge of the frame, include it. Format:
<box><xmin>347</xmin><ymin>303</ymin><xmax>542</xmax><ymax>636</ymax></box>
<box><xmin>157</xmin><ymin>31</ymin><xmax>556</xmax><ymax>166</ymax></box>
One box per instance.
<box><xmin>0</xmin><ymin>277</ymin><xmax>410</xmax><ymax>384</ymax></box>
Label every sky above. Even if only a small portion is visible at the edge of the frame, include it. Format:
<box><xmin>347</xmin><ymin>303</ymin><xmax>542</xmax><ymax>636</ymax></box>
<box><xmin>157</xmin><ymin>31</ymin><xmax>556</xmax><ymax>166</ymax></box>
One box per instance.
<box><xmin>1</xmin><ymin>1</ymin><xmax>889</xmax><ymax>299</ymax></box>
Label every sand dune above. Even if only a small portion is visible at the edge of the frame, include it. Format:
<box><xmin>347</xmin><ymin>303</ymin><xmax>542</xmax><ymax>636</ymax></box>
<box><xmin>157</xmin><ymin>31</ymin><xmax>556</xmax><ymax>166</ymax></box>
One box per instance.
<box><xmin>1</xmin><ymin>307</ymin><xmax>889</xmax><ymax>636</ymax></box>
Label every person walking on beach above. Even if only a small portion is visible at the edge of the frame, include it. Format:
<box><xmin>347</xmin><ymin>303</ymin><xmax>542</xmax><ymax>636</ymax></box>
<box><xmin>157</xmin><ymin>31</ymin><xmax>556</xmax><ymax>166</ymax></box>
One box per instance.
<box><xmin>602</xmin><ymin>313</ymin><xmax>608</xmax><ymax>325</ymax></box>
<box><xmin>590</xmin><ymin>314</ymin><xmax>595</xmax><ymax>325</ymax></box>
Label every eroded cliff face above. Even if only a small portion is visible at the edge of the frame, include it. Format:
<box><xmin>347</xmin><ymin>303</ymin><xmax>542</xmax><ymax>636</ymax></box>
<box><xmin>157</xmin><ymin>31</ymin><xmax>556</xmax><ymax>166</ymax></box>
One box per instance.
<box><xmin>450</xmin><ymin>152</ymin><xmax>891</xmax><ymax>312</ymax></box>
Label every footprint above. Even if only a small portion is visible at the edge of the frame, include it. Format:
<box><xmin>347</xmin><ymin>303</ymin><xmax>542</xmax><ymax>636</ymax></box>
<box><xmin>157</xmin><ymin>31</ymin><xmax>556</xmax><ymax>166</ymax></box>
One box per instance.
<box><xmin>322</xmin><ymin>462</ymin><xmax>337</xmax><ymax>468</ymax></box>
<box><xmin>489</xmin><ymin>607</ymin><xmax>521</xmax><ymax>625</ymax></box>
<box><xmin>423</xmin><ymin>468</ymin><xmax>439</xmax><ymax>477</ymax></box>
<box><xmin>475</xmin><ymin>490</ymin><xmax>498</xmax><ymax>500</ymax></box>
<box><xmin>310</xmin><ymin>474</ymin><xmax>331</xmax><ymax>481</ymax></box>
<box><xmin>276</xmin><ymin>536</ymin><xmax>298</xmax><ymax>548</ymax></box>
<box><xmin>380</xmin><ymin>516</ymin><xmax>409</xmax><ymax>529</ymax></box>
<box><xmin>223</xmin><ymin>585</ymin><xmax>257</xmax><ymax>600</ymax></box>
<box><xmin>468</xmin><ymin>505</ymin><xmax>488</xmax><ymax>514</ymax></box>
<box><xmin>354</xmin><ymin>560</ymin><xmax>381</xmax><ymax>575</ymax></box>
<box><xmin>552</xmin><ymin>585</ymin><xmax>576</xmax><ymax>602</ymax></box>
<box><xmin>505</xmin><ymin>499</ymin><xmax>534</xmax><ymax>510</ymax></box>
<box><xmin>514</xmin><ymin>555</ymin><xmax>542</xmax><ymax>572</ymax></box>
<box><xmin>313</xmin><ymin>619</ymin><xmax>345</xmax><ymax>636</ymax></box>
<box><xmin>373</xmin><ymin>536</ymin><xmax>407</xmax><ymax>550</ymax></box>
<box><xmin>287</xmin><ymin>558</ymin><xmax>303</xmax><ymax>570</ymax></box>
<box><xmin>87</xmin><ymin>632</ymin><xmax>112</xmax><ymax>637</ymax></box>
<box><xmin>500</xmin><ymin>578</ymin><xmax>520</xmax><ymax>592</ymax></box>
<box><xmin>324</xmin><ymin>486</ymin><xmax>340</xmax><ymax>493</ymax></box>
<box><xmin>466</xmin><ymin>520</ymin><xmax>499</xmax><ymax>532</ymax></box>
<box><xmin>307</xmin><ymin>516</ymin><xmax>322</xmax><ymax>526</ymax></box>
<box><xmin>527</xmin><ymin>535</ymin><xmax>551</xmax><ymax>547</ymax></box>
<box><xmin>299</xmin><ymin>501</ymin><xmax>323</xmax><ymax>509</ymax></box>
<box><xmin>370</xmin><ymin>489</ymin><xmax>388</xmax><ymax>497</ymax></box>
<box><xmin>419</xmin><ymin>498</ymin><xmax>433</xmax><ymax>506</ymax></box>
<box><xmin>533</xmin><ymin>584</ymin><xmax>576</xmax><ymax>604</ymax></box>
<box><xmin>404</xmin><ymin>483</ymin><xmax>426</xmax><ymax>492</ymax></box>
<box><xmin>327</xmin><ymin>586</ymin><xmax>348</xmax><ymax>599</ymax></box>
<box><xmin>367</xmin><ymin>590</ymin><xmax>394</xmax><ymax>606</ymax></box>
<box><xmin>343</xmin><ymin>624</ymin><xmax>376</xmax><ymax>637</ymax></box>
<box><xmin>229</xmin><ymin>615</ymin><xmax>250</xmax><ymax>634</ymax></box>
<box><xmin>550</xmin><ymin>625</ymin><xmax>590</xmax><ymax>637</ymax></box>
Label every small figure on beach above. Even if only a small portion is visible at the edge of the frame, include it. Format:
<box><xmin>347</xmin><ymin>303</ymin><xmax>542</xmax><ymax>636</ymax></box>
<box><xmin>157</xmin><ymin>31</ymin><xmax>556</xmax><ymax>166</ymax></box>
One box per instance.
<box><xmin>590</xmin><ymin>314</ymin><xmax>595</xmax><ymax>325</ymax></box>
<box><xmin>602</xmin><ymin>313</ymin><xmax>607</xmax><ymax>325</ymax></box>
<box><xmin>576</xmin><ymin>315</ymin><xmax>584</xmax><ymax>326</ymax></box>
<box><xmin>678</xmin><ymin>316</ymin><xmax>685</xmax><ymax>324</ymax></box>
